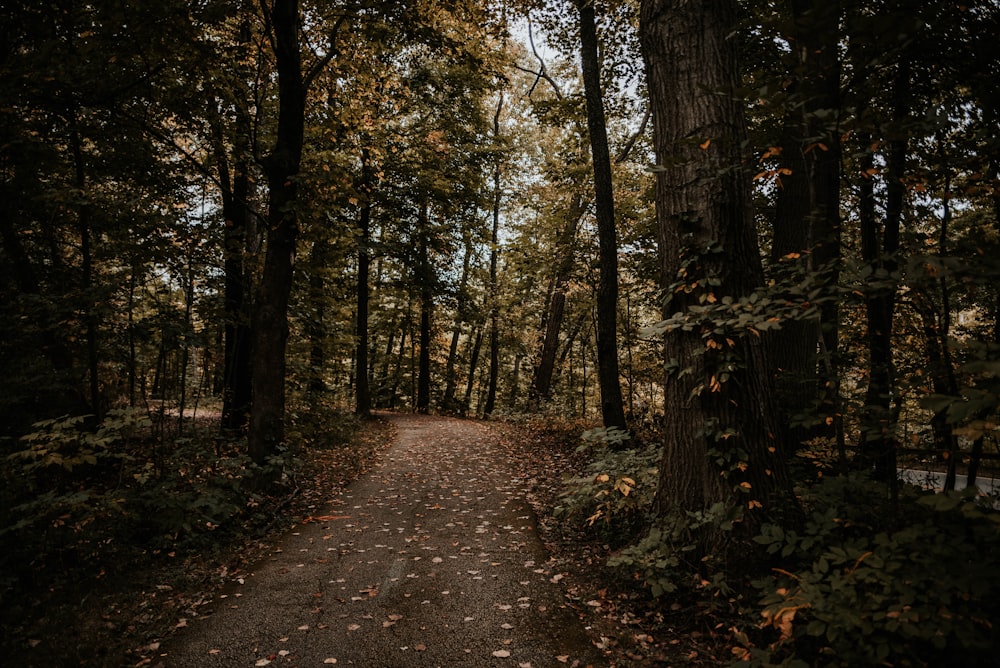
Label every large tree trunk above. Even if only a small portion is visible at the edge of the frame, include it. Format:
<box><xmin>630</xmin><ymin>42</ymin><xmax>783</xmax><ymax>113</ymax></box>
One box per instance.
<box><xmin>577</xmin><ymin>0</ymin><xmax>627</xmax><ymax>432</ymax></box>
<box><xmin>248</xmin><ymin>0</ymin><xmax>306</xmax><ymax>465</ymax></box>
<box><xmin>640</xmin><ymin>0</ymin><xmax>791</xmax><ymax>526</ymax></box>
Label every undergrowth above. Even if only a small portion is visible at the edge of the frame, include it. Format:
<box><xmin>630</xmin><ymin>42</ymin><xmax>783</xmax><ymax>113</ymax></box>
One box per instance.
<box><xmin>551</xmin><ymin>419</ymin><xmax>1000</xmax><ymax>667</ymax></box>
<box><xmin>0</xmin><ymin>401</ymin><xmax>380</xmax><ymax>666</ymax></box>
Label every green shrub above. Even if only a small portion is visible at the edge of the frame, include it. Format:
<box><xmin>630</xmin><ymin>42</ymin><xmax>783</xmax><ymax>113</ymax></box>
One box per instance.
<box><xmin>9</xmin><ymin>408</ymin><xmax>150</xmax><ymax>475</ymax></box>
<box><xmin>1</xmin><ymin>409</ymin><xmax>255</xmax><ymax>573</ymax></box>
<box><xmin>734</xmin><ymin>474</ymin><xmax>1000</xmax><ymax>667</ymax></box>
<box><xmin>555</xmin><ymin>427</ymin><xmax>658</xmax><ymax>544</ymax></box>
<box><xmin>608</xmin><ymin>502</ymin><xmax>740</xmax><ymax>598</ymax></box>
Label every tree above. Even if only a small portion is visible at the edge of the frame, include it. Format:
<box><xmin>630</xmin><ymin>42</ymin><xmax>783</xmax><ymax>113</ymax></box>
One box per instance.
<box><xmin>574</xmin><ymin>0</ymin><xmax>627</xmax><ymax>432</ymax></box>
<box><xmin>639</xmin><ymin>0</ymin><xmax>791</xmax><ymax>527</ymax></box>
<box><xmin>767</xmin><ymin>0</ymin><xmax>843</xmax><ymax>450</ymax></box>
<box><xmin>248</xmin><ymin>0</ymin><xmax>309</xmax><ymax>464</ymax></box>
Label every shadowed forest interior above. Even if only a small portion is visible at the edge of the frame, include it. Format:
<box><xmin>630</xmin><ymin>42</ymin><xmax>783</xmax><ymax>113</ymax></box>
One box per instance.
<box><xmin>2</xmin><ymin>1</ymin><xmax>1000</xmax><ymax>666</ymax></box>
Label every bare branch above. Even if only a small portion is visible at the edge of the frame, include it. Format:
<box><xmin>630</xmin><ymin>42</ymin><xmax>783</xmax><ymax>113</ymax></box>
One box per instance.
<box><xmin>615</xmin><ymin>106</ymin><xmax>650</xmax><ymax>163</ymax></box>
<box><xmin>522</xmin><ymin>16</ymin><xmax>563</xmax><ymax>100</ymax></box>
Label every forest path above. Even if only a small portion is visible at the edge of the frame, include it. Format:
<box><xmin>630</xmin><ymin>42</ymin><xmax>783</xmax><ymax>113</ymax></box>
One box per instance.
<box><xmin>156</xmin><ymin>413</ymin><xmax>606</xmax><ymax>667</ymax></box>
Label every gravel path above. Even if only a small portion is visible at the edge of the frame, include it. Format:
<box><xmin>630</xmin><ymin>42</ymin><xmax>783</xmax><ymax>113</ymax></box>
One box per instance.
<box><xmin>156</xmin><ymin>413</ymin><xmax>607</xmax><ymax>667</ymax></box>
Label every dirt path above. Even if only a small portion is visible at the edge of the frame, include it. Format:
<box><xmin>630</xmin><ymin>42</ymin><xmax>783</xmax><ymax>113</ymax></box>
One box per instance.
<box><xmin>156</xmin><ymin>414</ymin><xmax>607</xmax><ymax>667</ymax></box>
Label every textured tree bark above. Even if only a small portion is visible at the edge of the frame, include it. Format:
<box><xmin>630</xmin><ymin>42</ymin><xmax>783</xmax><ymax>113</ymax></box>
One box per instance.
<box><xmin>249</xmin><ymin>0</ymin><xmax>306</xmax><ymax>465</ymax></box>
<box><xmin>640</xmin><ymin>0</ymin><xmax>791</xmax><ymax>524</ymax></box>
<box><xmin>576</xmin><ymin>0</ymin><xmax>627</xmax><ymax>432</ymax></box>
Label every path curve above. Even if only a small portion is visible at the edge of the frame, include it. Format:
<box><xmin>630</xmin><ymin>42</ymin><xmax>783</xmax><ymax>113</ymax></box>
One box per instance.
<box><xmin>156</xmin><ymin>413</ymin><xmax>606</xmax><ymax>667</ymax></box>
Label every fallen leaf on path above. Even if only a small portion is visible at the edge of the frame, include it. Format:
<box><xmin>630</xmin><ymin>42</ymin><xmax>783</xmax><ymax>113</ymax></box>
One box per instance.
<box><xmin>208</xmin><ymin>649</ymin><xmax>220</xmax><ymax>655</ymax></box>
<box><xmin>414</xmin><ymin>643</ymin><xmax>427</xmax><ymax>651</ymax></box>
<box><xmin>556</xmin><ymin>656</ymin><xmax>569</xmax><ymax>663</ymax></box>
<box><xmin>492</xmin><ymin>650</ymin><xmax>511</xmax><ymax>658</ymax></box>
<box><xmin>324</xmin><ymin>659</ymin><xmax>338</xmax><ymax>664</ymax></box>
<box><xmin>254</xmin><ymin>660</ymin><xmax>270</xmax><ymax>667</ymax></box>
<box><xmin>347</xmin><ymin>624</ymin><xmax>361</xmax><ymax>631</ymax></box>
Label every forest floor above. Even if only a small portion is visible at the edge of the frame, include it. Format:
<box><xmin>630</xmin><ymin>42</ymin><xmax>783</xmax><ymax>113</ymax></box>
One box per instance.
<box><xmin>4</xmin><ymin>412</ymin><xmax>729</xmax><ymax>667</ymax></box>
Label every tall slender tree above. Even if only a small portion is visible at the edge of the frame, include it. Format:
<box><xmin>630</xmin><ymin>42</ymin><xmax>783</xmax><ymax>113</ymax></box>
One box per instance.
<box><xmin>574</xmin><ymin>0</ymin><xmax>627</xmax><ymax>432</ymax></box>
